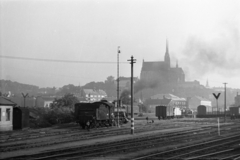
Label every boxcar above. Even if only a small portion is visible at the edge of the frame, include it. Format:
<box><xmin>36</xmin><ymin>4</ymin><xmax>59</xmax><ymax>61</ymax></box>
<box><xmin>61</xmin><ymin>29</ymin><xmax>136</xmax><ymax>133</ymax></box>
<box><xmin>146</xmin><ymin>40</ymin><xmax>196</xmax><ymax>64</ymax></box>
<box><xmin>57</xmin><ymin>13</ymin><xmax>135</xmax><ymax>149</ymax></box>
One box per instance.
<box><xmin>229</xmin><ymin>106</ymin><xmax>240</xmax><ymax>117</ymax></box>
<box><xmin>156</xmin><ymin>105</ymin><xmax>174</xmax><ymax>119</ymax></box>
<box><xmin>197</xmin><ymin>105</ymin><xmax>206</xmax><ymax>115</ymax></box>
<box><xmin>75</xmin><ymin>101</ymin><xmax>115</xmax><ymax>129</ymax></box>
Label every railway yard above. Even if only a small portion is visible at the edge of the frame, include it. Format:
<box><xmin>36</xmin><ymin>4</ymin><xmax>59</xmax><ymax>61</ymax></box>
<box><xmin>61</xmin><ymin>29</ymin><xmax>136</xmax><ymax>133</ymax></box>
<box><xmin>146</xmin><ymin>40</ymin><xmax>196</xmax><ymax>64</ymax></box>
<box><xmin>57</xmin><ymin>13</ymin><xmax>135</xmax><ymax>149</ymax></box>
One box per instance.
<box><xmin>0</xmin><ymin>117</ymin><xmax>240</xmax><ymax>160</ymax></box>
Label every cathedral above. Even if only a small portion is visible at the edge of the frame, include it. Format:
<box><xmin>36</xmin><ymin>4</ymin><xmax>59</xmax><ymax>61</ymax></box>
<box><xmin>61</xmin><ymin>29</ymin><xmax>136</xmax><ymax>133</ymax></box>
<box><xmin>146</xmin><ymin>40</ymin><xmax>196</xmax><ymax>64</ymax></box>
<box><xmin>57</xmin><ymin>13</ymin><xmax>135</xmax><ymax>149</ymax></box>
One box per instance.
<box><xmin>140</xmin><ymin>40</ymin><xmax>185</xmax><ymax>87</ymax></box>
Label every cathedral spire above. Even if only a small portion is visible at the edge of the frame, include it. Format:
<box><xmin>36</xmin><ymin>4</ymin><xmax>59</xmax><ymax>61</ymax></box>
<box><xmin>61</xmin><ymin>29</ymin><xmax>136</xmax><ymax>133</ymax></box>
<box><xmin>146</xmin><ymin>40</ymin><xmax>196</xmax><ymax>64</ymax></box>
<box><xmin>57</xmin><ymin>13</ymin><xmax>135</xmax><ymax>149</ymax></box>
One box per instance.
<box><xmin>206</xmin><ymin>79</ymin><xmax>209</xmax><ymax>88</ymax></box>
<box><xmin>166</xmin><ymin>39</ymin><xmax>169</xmax><ymax>54</ymax></box>
<box><xmin>164</xmin><ymin>39</ymin><xmax>170</xmax><ymax>68</ymax></box>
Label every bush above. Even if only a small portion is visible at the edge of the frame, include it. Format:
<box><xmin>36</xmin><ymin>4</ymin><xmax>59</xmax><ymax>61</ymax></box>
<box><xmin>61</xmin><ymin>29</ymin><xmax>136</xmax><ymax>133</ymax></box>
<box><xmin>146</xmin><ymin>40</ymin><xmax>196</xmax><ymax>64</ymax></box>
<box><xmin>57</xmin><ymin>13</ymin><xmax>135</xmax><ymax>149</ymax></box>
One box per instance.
<box><xmin>29</xmin><ymin>106</ymin><xmax>75</xmax><ymax>128</ymax></box>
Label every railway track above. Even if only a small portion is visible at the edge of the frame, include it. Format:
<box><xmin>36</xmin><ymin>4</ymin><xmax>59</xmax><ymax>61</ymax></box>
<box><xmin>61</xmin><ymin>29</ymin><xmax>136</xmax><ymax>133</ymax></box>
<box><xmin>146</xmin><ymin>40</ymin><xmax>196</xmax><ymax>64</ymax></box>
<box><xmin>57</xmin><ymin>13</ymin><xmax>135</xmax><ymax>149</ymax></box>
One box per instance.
<box><xmin>3</xmin><ymin>124</ymin><xmax>240</xmax><ymax>160</ymax></box>
<box><xmin>186</xmin><ymin>147</ymin><xmax>240</xmax><ymax>160</ymax></box>
<box><xmin>0</xmin><ymin>125</ymin><xmax>81</xmax><ymax>143</ymax></box>
<box><xmin>0</xmin><ymin>118</ymin><xmax>225</xmax><ymax>143</ymax></box>
<box><xmin>0</xmin><ymin>121</ymin><xmax>204</xmax><ymax>152</ymax></box>
<box><xmin>132</xmin><ymin>133</ymin><xmax>240</xmax><ymax>160</ymax></box>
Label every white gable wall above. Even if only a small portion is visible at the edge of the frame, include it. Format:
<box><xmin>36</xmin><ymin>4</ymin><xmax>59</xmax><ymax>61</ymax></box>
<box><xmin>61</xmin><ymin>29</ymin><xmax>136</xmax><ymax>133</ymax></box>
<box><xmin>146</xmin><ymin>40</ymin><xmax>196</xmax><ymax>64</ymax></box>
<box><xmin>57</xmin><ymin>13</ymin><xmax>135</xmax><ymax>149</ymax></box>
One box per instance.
<box><xmin>0</xmin><ymin>105</ymin><xmax>13</xmax><ymax>131</ymax></box>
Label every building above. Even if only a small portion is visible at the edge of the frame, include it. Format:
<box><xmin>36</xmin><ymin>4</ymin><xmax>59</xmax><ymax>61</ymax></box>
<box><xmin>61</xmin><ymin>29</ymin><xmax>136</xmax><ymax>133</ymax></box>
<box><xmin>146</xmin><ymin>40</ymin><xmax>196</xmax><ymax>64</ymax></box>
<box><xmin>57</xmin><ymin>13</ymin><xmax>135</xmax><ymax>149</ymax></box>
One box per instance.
<box><xmin>144</xmin><ymin>94</ymin><xmax>187</xmax><ymax>113</ymax></box>
<box><xmin>151</xmin><ymin>94</ymin><xmax>187</xmax><ymax>109</ymax></box>
<box><xmin>35</xmin><ymin>97</ymin><xmax>55</xmax><ymax>108</ymax></box>
<box><xmin>234</xmin><ymin>92</ymin><xmax>240</xmax><ymax>107</ymax></box>
<box><xmin>188</xmin><ymin>96</ymin><xmax>212</xmax><ymax>112</ymax></box>
<box><xmin>81</xmin><ymin>89</ymin><xmax>107</xmax><ymax>102</ymax></box>
<box><xmin>0</xmin><ymin>96</ymin><xmax>16</xmax><ymax>131</ymax></box>
<box><xmin>178</xmin><ymin>80</ymin><xmax>202</xmax><ymax>88</ymax></box>
<box><xmin>10</xmin><ymin>96</ymin><xmax>55</xmax><ymax>108</ymax></box>
<box><xmin>140</xmin><ymin>40</ymin><xmax>185</xmax><ymax>86</ymax></box>
<box><xmin>137</xmin><ymin>40</ymin><xmax>204</xmax><ymax>101</ymax></box>
<box><xmin>144</xmin><ymin>98</ymin><xmax>171</xmax><ymax>113</ymax></box>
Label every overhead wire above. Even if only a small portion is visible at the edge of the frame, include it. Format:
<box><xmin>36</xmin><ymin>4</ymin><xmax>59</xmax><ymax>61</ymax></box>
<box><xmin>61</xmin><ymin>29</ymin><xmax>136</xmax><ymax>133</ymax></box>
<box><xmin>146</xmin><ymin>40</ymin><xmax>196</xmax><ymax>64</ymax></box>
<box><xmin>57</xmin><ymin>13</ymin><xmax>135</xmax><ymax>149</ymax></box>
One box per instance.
<box><xmin>0</xmin><ymin>55</ymin><xmax>129</xmax><ymax>64</ymax></box>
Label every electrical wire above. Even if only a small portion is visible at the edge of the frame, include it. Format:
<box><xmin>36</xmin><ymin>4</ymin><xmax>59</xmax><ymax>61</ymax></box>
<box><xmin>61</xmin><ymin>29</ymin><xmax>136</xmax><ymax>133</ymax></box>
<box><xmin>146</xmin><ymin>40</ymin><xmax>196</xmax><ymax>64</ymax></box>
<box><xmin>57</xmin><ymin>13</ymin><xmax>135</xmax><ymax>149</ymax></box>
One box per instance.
<box><xmin>0</xmin><ymin>55</ymin><xmax>128</xmax><ymax>64</ymax></box>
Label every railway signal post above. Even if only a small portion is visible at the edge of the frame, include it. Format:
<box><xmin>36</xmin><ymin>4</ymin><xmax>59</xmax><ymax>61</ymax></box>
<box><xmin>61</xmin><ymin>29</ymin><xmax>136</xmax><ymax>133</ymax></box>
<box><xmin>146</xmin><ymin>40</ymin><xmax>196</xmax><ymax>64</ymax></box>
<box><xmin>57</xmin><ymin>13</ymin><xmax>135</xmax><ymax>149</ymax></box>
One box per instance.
<box><xmin>22</xmin><ymin>93</ymin><xmax>29</xmax><ymax>107</ymax></box>
<box><xmin>212</xmin><ymin>93</ymin><xmax>221</xmax><ymax>115</ymax></box>
<box><xmin>223</xmin><ymin>83</ymin><xmax>227</xmax><ymax>123</ymax></box>
<box><xmin>128</xmin><ymin>56</ymin><xmax>136</xmax><ymax>135</ymax></box>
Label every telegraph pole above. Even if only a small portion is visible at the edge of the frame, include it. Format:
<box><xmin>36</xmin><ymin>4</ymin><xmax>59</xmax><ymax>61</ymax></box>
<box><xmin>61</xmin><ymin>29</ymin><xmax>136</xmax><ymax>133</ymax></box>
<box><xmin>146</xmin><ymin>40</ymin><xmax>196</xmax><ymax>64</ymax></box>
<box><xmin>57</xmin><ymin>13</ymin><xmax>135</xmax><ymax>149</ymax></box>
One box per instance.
<box><xmin>22</xmin><ymin>93</ymin><xmax>28</xmax><ymax>107</ymax></box>
<box><xmin>128</xmin><ymin>56</ymin><xmax>136</xmax><ymax>135</ymax></box>
<box><xmin>117</xmin><ymin>46</ymin><xmax>120</xmax><ymax>127</ymax></box>
<box><xmin>223</xmin><ymin>83</ymin><xmax>227</xmax><ymax>123</ymax></box>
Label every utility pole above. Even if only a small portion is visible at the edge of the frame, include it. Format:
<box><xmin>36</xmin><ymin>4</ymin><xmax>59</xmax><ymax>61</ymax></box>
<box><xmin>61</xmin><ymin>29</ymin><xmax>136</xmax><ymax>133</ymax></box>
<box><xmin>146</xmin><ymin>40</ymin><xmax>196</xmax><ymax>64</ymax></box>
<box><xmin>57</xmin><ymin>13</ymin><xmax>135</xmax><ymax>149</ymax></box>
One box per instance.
<box><xmin>223</xmin><ymin>83</ymin><xmax>227</xmax><ymax>123</ymax></box>
<box><xmin>22</xmin><ymin>93</ymin><xmax>29</xmax><ymax>107</ymax></box>
<box><xmin>117</xmin><ymin>46</ymin><xmax>120</xmax><ymax>127</ymax></box>
<box><xmin>128</xmin><ymin>56</ymin><xmax>136</xmax><ymax>135</ymax></box>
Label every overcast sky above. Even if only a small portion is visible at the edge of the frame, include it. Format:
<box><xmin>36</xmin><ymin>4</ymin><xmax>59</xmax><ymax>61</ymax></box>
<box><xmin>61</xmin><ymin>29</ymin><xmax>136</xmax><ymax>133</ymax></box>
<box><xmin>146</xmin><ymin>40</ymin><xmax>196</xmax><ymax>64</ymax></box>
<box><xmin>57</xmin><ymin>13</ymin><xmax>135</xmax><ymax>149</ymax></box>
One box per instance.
<box><xmin>1</xmin><ymin>0</ymin><xmax>240</xmax><ymax>89</ymax></box>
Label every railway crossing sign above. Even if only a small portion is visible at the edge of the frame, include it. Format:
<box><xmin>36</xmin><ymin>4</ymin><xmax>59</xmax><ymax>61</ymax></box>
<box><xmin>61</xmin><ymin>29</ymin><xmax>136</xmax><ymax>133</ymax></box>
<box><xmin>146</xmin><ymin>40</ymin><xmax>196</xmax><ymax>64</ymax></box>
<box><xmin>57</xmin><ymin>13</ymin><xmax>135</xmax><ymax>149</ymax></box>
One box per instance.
<box><xmin>213</xmin><ymin>93</ymin><xmax>221</xmax><ymax>115</ymax></box>
<box><xmin>213</xmin><ymin>93</ymin><xmax>221</xmax><ymax>99</ymax></box>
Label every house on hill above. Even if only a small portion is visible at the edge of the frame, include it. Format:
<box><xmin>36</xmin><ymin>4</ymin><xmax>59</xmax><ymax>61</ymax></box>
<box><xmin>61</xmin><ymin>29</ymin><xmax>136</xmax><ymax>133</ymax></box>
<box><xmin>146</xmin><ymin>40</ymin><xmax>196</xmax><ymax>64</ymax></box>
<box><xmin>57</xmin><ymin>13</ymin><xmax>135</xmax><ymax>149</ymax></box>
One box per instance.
<box><xmin>80</xmin><ymin>89</ymin><xmax>107</xmax><ymax>102</ymax></box>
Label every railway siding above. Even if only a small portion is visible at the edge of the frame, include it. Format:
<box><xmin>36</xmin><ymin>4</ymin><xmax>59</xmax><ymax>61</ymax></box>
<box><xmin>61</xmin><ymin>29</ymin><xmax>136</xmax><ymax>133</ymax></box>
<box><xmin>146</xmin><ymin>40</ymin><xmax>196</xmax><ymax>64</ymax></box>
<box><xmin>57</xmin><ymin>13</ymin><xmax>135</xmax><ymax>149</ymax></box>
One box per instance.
<box><xmin>0</xmin><ymin>118</ymin><xmax>239</xmax><ymax>159</ymax></box>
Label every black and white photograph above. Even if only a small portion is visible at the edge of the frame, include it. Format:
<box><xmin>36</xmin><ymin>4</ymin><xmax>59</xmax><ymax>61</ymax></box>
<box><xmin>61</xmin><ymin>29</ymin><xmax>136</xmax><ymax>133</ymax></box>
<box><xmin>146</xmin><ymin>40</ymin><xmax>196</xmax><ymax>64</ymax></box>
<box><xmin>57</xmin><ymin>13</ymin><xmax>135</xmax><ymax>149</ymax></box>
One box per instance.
<box><xmin>0</xmin><ymin>0</ymin><xmax>240</xmax><ymax>159</ymax></box>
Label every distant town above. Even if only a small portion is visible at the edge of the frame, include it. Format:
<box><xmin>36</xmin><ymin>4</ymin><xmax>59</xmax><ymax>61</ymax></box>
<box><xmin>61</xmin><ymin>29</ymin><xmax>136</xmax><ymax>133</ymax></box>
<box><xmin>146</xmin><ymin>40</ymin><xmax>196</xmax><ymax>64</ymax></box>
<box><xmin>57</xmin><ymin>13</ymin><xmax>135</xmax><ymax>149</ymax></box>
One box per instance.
<box><xmin>1</xmin><ymin>42</ymin><xmax>240</xmax><ymax>111</ymax></box>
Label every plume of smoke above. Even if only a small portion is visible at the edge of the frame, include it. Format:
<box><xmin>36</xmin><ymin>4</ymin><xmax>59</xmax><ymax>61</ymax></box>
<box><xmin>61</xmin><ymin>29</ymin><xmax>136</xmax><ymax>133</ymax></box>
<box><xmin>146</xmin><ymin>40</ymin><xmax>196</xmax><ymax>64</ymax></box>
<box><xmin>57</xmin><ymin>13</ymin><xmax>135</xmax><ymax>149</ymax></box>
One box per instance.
<box><xmin>180</xmin><ymin>25</ymin><xmax>240</xmax><ymax>81</ymax></box>
<box><xmin>134</xmin><ymin>79</ymin><xmax>160</xmax><ymax>93</ymax></box>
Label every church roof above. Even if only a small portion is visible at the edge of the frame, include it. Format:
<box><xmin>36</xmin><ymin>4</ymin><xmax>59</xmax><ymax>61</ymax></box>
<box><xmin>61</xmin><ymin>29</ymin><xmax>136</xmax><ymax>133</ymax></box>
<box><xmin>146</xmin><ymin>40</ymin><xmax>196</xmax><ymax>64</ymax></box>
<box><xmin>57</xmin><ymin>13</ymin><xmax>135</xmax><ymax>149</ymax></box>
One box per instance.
<box><xmin>145</xmin><ymin>98</ymin><xmax>171</xmax><ymax>106</ymax></box>
<box><xmin>141</xmin><ymin>61</ymin><xmax>166</xmax><ymax>72</ymax></box>
<box><xmin>170</xmin><ymin>67</ymin><xmax>184</xmax><ymax>73</ymax></box>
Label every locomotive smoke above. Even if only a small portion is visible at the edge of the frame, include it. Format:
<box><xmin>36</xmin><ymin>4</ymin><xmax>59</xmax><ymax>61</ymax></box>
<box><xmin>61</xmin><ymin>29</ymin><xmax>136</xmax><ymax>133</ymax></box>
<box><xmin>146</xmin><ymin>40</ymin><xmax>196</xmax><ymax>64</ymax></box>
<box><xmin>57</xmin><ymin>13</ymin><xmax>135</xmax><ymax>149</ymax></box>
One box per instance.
<box><xmin>134</xmin><ymin>79</ymin><xmax>159</xmax><ymax>94</ymax></box>
<box><xmin>180</xmin><ymin>25</ymin><xmax>240</xmax><ymax>81</ymax></box>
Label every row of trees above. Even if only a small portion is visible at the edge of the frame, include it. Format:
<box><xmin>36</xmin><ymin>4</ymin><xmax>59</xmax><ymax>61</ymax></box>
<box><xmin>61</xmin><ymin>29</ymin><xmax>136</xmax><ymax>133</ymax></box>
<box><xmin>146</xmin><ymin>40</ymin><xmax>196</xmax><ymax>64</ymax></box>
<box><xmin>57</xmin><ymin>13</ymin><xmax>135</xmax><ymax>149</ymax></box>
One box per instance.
<box><xmin>30</xmin><ymin>93</ymin><xmax>79</xmax><ymax>128</ymax></box>
<box><xmin>0</xmin><ymin>76</ymin><xmax>116</xmax><ymax>97</ymax></box>
<box><xmin>56</xmin><ymin>76</ymin><xmax>116</xmax><ymax>96</ymax></box>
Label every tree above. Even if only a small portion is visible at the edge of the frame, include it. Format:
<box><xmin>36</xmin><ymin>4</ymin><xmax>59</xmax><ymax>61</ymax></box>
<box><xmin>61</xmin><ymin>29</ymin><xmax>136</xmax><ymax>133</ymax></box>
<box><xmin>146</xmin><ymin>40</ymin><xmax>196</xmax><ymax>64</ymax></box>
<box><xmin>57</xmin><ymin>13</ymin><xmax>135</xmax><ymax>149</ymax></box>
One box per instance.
<box><xmin>52</xmin><ymin>93</ymin><xmax>79</xmax><ymax>110</ymax></box>
<box><xmin>48</xmin><ymin>93</ymin><xmax>79</xmax><ymax>124</ymax></box>
<box><xmin>105</xmin><ymin>76</ymin><xmax>115</xmax><ymax>84</ymax></box>
<box><xmin>57</xmin><ymin>84</ymin><xmax>79</xmax><ymax>95</ymax></box>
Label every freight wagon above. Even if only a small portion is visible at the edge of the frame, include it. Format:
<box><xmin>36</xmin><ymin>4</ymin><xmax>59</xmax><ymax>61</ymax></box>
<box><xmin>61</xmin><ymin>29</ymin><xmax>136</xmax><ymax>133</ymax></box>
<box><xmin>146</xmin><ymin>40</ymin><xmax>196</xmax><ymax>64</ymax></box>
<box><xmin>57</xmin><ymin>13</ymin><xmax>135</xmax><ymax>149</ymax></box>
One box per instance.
<box><xmin>197</xmin><ymin>105</ymin><xmax>231</xmax><ymax>118</ymax></box>
<box><xmin>197</xmin><ymin>105</ymin><xmax>207</xmax><ymax>115</ymax></box>
<box><xmin>156</xmin><ymin>105</ymin><xmax>174</xmax><ymax>119</ymax></box>
<box><xmin>229</xmin><ymin>106</ymin><xmax>240</xmax><ymax>118</ymax></box>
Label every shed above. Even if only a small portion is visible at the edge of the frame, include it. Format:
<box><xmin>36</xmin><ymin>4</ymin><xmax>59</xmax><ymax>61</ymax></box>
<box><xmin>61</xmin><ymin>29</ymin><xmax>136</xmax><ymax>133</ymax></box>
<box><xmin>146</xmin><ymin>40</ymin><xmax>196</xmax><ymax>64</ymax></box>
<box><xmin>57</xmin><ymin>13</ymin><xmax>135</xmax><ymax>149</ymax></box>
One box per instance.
<box><xmin>0</xmin><ymin>96</ymin><xmax>16</xmax><ymax>131</ymax></box>
<box><xmin>13</xmin><ymin>107</ymin><xmax>30</xmax><ymax>130</ymax></box>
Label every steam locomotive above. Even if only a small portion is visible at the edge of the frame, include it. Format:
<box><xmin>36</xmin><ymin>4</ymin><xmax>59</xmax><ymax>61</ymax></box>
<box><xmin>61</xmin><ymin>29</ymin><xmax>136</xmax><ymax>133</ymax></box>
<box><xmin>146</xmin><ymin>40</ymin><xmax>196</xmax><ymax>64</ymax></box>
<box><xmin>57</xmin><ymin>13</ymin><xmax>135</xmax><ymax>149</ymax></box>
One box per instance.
<box><xmin>75</xmin><ymin>100</ymin><xmax>128</xmax><ymax>129</ymax></box>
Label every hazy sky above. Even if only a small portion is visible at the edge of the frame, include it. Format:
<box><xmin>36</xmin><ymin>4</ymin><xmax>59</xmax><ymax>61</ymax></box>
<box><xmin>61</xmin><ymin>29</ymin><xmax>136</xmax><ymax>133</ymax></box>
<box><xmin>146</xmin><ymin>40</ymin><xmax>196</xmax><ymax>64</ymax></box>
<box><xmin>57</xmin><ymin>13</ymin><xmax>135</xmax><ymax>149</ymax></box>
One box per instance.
<box><xmin>1</xmin><ymin>0</ymin><xmax>240</xmax><ymax>88</ymax></box>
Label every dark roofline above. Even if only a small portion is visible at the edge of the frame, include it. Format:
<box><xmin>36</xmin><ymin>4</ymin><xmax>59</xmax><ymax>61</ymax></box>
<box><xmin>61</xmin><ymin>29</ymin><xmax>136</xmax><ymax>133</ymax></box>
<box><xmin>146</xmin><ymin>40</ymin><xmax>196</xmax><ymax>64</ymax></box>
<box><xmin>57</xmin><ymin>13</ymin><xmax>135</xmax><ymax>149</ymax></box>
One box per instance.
<box><xmin>0</xmin><ymin>96</ymin><xmax>17</xmax><ymax>106</ymax></box>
